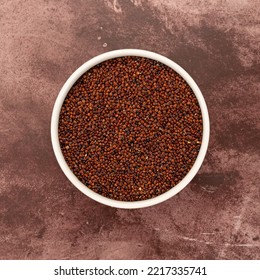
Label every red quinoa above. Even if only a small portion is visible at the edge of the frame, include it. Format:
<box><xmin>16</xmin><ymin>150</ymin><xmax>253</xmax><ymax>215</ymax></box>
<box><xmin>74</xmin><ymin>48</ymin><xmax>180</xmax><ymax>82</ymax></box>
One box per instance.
<box><xmin>58</xmin><ymin>56</ymin><xmax>203</xmax><ymax>201</ymax></box>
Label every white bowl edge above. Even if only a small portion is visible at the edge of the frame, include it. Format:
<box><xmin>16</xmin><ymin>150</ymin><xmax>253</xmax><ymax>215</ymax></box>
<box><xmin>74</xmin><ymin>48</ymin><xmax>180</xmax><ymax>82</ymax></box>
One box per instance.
<box><xmin>51</xmin><ymin>49</ymin><xmax>210</xmax><ymax>209</ymax></box>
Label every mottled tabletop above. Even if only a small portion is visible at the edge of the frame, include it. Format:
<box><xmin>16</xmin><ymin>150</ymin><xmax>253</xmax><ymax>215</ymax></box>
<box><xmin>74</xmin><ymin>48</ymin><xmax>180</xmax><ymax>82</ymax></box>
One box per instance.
<box><xmin>0</xmin><ymin>0</ymin><xmax>259</xmax><ymax>259</ymax></box>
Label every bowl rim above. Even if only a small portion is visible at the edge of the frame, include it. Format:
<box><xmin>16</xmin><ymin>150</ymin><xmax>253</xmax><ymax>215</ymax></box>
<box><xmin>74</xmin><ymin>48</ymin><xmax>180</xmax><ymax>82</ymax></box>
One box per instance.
<box><xmin>51</xmin><ymin>49</ymin><xmax>210</xmax><ymax>209</ymax></box>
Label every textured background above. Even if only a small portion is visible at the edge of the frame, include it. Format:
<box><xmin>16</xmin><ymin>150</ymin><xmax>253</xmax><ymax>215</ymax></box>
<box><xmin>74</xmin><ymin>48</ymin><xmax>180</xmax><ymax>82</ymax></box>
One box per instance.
<box><xmin>0</xmin><ymin>0</ymin><xmax>259</xmax><ymax>259</ymax></box>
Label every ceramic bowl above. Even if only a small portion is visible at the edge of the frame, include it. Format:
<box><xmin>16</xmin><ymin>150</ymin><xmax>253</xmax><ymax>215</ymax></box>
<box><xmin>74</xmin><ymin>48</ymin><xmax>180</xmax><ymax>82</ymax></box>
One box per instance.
<box><xmin>51</xmin><ymin>49</ymin><xmax>210</xmax><ymax>209</ymax></box>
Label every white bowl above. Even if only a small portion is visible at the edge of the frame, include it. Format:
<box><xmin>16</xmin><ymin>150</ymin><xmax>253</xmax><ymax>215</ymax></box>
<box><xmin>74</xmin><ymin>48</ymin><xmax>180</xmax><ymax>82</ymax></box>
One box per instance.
<box><xmin>51</xmin><ymin>49</ymin><xmax>210</xmax><ymax>209</ymax></box>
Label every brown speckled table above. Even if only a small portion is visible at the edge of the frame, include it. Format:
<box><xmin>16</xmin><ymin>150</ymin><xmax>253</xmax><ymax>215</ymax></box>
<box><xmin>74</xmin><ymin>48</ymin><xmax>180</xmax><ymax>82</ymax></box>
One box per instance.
<box><xmin>0</xmin><ymin>0</ymin><xmax>259</xmax><ymax>260</ymax></box>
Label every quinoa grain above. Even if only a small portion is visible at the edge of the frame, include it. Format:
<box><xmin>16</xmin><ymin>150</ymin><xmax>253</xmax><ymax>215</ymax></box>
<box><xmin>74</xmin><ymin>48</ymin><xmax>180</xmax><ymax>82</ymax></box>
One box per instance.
<box><xmin>58</xmin><ymin>56</ymin><xmax>203</xmax><ymax>201</ymax></box>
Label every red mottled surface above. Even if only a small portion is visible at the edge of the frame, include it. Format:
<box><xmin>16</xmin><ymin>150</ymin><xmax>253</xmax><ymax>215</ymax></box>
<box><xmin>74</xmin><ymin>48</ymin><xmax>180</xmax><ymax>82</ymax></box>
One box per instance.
<box><xmin>0</xmin><ymin>0</ymin><xmax>259</xmax><ymax>259</ymax></box>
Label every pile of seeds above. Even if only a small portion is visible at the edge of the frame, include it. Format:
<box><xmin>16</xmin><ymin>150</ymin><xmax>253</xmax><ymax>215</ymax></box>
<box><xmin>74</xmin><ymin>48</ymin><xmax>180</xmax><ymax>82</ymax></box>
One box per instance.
<box><xmin>58</xmin><ymin>56</ymin><xmax>203</xmax><ymax>201</ymax></box>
